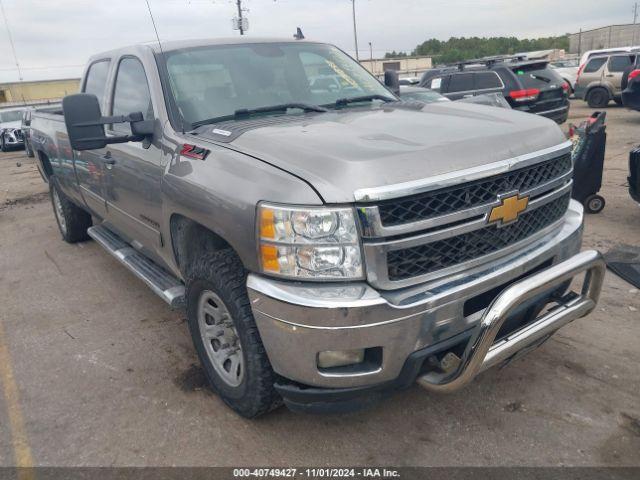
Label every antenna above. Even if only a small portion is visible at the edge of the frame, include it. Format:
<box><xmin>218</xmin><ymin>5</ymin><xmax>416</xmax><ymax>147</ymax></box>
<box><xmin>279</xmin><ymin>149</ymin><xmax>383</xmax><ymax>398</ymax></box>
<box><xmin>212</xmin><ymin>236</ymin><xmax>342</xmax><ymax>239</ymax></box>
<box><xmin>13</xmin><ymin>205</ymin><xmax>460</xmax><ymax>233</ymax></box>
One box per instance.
<box><xmin>144</xmin><ymin>0</ymin><xmax>186</xmax><ymax>133</ymax></box>
<box><xmin>0</xmin><ymin>0</ymin><xmax>23</xmax><ymax>81</ymax></box>
<box><xmin>144</xmin><ymin>0</ymin><xmax>164</xmax><ymax>56</ymax></box>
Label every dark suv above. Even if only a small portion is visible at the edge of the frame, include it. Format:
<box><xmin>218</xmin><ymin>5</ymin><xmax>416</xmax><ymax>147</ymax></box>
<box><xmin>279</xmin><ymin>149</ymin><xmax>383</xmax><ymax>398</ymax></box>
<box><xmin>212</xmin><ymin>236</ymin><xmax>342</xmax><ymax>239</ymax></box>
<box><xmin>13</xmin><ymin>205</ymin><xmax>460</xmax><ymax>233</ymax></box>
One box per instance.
<box><xmin>419</xmin><ymin>58</ymin><xmax>570</xmax><ymax>124</ymax></box>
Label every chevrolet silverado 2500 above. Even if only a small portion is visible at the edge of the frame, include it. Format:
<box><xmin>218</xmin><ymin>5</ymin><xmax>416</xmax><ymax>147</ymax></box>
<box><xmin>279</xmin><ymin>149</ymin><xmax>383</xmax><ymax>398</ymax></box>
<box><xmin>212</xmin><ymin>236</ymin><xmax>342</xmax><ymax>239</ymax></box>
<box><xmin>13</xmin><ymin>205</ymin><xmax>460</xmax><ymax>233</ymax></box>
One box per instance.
<box><xmin>30</xmin><ymin>38</ymin><xmax>605</xmax><ymax>417</ymax></box>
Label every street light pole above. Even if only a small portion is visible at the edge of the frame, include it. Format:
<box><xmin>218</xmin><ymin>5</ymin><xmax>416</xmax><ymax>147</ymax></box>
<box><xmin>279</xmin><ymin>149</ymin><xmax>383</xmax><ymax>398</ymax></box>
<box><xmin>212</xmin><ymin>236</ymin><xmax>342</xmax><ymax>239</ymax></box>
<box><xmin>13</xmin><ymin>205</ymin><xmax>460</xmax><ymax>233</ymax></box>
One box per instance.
<box><xmin>369</xmin><ymin>41</ymin><xmax>373</xmax><ymax>62</ymax></box>
<box><xmin>351</xmin><ymin>0</ymin><xmax>359</xmax><ymax>60</ymax></box>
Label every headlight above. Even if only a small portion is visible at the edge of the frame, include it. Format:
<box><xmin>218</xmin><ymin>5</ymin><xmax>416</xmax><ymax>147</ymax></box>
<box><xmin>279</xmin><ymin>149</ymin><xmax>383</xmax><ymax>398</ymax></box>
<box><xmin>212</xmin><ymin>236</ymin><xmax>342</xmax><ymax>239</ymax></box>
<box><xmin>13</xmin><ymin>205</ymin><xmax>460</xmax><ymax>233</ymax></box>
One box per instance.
<box><xmin>258</xmin><ymin>203</ymin><xmax>363</xmax><ymax>280</ymax></box>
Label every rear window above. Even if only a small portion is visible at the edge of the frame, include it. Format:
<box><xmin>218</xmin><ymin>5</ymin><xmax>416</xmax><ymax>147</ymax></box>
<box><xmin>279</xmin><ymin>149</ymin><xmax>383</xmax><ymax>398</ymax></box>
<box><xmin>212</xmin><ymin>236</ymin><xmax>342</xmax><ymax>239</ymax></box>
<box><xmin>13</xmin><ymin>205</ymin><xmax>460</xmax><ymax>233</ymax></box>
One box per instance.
<box><xmin>511</xmin><ymin>63</ymin><xmax>564</xmax><ymax>89</ymax></box>
<box><xmin>583</xmin><ymin>57</ymin><xmax>607</xmax><ymax>73</ymax></box>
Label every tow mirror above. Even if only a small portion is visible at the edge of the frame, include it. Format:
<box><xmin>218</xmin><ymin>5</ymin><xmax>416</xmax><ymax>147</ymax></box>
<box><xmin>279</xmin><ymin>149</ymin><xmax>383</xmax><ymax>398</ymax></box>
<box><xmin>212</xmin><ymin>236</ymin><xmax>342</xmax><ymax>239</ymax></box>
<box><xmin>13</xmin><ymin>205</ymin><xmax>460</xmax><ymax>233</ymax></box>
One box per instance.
<box><xmin>63</xmin><ymin>93</ymin><xmax>155</xmax><ymax>151</ymax></box>
<box><xmin>384</xmin><ymin>70</ymin><xmax>400</xmax><ymax>96</ymax></box>
<box><xmin>63</xmin><ymin>94</ymin><xmax>108</xmax><ymax>151</ymax></box>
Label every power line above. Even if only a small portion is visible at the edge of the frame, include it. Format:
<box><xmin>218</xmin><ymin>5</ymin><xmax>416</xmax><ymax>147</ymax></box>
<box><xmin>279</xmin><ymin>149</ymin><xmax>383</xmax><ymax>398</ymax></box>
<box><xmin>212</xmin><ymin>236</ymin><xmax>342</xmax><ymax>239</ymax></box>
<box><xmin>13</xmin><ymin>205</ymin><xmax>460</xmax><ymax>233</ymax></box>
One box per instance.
<box><xmin>0</xmin><ymin>0</ymin><xmax>22</xmax><ymax>81</ymax></box>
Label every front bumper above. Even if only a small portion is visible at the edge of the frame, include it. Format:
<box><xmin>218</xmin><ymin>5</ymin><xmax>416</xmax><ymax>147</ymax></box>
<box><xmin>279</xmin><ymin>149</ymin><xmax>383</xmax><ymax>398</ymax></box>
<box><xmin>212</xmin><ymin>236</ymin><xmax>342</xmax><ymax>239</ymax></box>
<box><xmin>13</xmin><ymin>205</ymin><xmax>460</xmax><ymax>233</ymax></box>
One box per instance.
<box><xmin>247</xmin><ymin>201</ymin><xmax>603</xmax><ymax>410</ymax></box>
<box><xmin>535</xmin><ymin>105</ymin><xmax>569</xmax><ymax>124</ymax></box>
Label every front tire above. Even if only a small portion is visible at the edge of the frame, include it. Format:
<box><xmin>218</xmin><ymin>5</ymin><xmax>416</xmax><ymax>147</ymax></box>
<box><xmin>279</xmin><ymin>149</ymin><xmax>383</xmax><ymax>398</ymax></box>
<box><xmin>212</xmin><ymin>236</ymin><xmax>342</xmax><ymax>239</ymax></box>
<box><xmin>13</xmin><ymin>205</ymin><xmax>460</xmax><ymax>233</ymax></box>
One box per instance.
<box><xmin>0</xmin><ymin>135</ymin><xmax>7</xmax><ymax>152</ymax></box>
<box><xmin>586</xmin><ymin>88</ymin><xmax>610</xmax><ymax>108</ymax></box>
<box><xmin>186</xmin><ymin>250</ymin><xmax>281</xmax><ymax>418</ymax></box>
<box><xmin>50</xmin><ymin>177</ymin><xmax>92</xmax><ymax>243</ymax></box>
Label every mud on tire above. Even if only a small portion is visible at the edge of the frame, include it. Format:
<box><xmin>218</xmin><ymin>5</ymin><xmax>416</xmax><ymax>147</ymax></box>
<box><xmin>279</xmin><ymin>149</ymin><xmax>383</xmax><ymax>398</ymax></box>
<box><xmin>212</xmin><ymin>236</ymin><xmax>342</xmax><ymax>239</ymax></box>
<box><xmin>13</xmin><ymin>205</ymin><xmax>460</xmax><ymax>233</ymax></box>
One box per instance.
<box><xmin>49</xmin><ymin>176</ymin><xmax>92</xmax><ymax>243</ymax></box>
<box><xmin>186</xmin><ymin>249</ymin><xmax>282</xmax><ymax>418</ymax></box>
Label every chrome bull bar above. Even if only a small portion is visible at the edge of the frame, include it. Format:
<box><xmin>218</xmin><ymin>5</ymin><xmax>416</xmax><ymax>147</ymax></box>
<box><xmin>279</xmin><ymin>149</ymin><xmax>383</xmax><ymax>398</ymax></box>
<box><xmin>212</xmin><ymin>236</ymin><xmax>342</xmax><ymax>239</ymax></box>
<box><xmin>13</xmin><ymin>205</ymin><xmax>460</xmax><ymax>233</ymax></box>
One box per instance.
<box><xmin>417</xmin><ymin>250</ymin><xmax>606</xmax><ymax>393</ymax></box>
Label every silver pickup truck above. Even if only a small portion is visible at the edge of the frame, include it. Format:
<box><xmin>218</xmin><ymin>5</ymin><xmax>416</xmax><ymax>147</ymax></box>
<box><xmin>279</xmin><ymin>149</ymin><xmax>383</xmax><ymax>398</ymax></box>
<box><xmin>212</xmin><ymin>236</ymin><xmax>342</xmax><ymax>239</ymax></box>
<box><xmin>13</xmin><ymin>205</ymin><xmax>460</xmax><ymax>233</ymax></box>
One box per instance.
<box><xmin>30</xmin><ymin>38</ymin><xmax>605</xmax><ymax>417</ymax></box>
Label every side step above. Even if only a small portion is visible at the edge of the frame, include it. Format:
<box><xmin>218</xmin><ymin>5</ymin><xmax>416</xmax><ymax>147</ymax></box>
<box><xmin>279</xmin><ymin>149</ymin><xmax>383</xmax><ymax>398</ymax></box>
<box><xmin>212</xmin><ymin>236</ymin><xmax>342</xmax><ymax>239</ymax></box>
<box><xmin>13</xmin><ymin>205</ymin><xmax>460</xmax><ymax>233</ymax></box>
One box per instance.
<box><xmin>87</xmin><ymin>225</ymin><xmax>185</xmax><ymax>308</ymax></box>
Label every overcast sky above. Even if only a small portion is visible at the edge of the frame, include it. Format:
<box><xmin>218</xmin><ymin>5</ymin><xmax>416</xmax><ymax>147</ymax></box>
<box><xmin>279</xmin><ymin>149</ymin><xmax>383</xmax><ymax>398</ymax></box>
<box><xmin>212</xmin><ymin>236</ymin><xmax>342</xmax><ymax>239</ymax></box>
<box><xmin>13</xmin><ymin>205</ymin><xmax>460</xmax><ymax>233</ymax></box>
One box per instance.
<box><xmin>0</xmin><ymin>0</ymin><xmax>635</xmax><ymax>82</ymax></box>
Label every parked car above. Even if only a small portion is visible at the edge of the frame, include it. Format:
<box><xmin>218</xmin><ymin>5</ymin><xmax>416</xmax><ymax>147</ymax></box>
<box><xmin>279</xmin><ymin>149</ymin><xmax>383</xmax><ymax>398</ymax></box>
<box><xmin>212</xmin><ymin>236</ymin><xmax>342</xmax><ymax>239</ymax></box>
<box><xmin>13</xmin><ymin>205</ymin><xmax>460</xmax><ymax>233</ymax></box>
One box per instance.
<box><xmin>621</xmin><ymin>61</ymin><xmax>640</xmax><ymax>111</ymax></box>
<box><xmin>420</xmin><ymin>58</ymin><xmax>570</xmax><ymax>123</ymax></box>
<box><xmin>30</xmin><ymin>38</ymin><xmax>605</xmax><ymax>417</ymax></box>
<box><xmin>578</xmin><ymin>46</ymin><xmax>640</xmax><ymax>70</ymax></box>
<box><xmin>399</xmin><ymin>85</ymin><xmax>450</xmax><ymax>103</ymax></box>
<box><xmin>575</xmin><ymin>52</ymin><xmax>638</xmax><ymax>107</ymax></box>
<box><xmin>549</xmin><ymin>59</ymin><xmax>578</xmax><ymax>94</ymax></box>
<box><xmin>0</xmin><ymin>107</ymin><xmax>26</xmax><ymax>151</ymax></box>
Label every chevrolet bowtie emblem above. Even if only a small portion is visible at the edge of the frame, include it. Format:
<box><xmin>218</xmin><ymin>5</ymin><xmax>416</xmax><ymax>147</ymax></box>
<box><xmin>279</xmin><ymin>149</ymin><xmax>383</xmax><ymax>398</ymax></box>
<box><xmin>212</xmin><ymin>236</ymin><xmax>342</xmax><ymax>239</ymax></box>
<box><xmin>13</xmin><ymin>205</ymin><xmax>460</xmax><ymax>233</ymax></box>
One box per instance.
<box><xmin>488</xmin><ymin>193</ymin><xmax>529</xmax><ymax>226</ymax></box>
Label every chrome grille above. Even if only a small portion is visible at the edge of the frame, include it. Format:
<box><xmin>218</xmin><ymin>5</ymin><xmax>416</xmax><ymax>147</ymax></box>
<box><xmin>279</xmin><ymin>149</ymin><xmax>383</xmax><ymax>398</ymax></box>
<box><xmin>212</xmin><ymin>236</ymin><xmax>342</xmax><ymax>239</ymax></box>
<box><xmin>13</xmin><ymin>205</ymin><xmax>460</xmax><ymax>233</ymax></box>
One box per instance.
<box><xmin>378</xmin><ymin>154</ymin><xmax>572</xmax><ymax>226</ymax></box>
<box><xmin>358</xmin><ymin>141</ymin><xmax>574</xmax><ymax>289</ymax></box>
<box><xmin>386</xmin><ymin>193</ymin><xmax>570</xmax><ymax>281</ymax></box>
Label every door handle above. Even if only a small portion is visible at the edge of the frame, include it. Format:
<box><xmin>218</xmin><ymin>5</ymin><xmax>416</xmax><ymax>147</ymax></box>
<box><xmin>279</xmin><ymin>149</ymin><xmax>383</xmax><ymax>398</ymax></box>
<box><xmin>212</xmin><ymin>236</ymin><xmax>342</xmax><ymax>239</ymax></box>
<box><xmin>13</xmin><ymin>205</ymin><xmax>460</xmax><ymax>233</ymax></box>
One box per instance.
<box><xmin>103</xmin><ymin>153</ymin><xmax>116</xmax><ymax>169</ymax></box>
<box><xmin>605</xmin><ymin>74</ymin><xmax>614</xmax><ymax>77</ymax></box>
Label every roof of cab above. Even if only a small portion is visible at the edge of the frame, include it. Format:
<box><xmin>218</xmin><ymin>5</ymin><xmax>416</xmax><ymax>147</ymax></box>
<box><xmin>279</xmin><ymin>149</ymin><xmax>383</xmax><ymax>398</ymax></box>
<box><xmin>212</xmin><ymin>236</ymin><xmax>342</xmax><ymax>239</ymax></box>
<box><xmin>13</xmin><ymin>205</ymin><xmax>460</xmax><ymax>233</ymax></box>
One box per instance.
<box><xmin>89</xmin><ymin>37</ymin><xmax>320</xmax><ymax>60</ymax></box>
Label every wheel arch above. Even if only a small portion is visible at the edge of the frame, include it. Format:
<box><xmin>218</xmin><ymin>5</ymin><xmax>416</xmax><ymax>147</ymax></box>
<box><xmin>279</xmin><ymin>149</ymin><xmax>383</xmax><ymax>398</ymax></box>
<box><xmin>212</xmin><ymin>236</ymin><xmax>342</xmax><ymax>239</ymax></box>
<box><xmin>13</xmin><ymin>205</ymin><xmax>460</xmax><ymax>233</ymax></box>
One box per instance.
<box><xmin>169</xmin><ymin>214</ymin><xmax>237</xmax><ymax>278</ymax></box>
<box><xmin>36</xmin><ymin>150</ymin><xmax>54</xmax><ymax>183</ymax></box>
<box><xmin>585</xmin><ymin>84</ymin><xmax>613</xmax><ymax>100</ymax></box>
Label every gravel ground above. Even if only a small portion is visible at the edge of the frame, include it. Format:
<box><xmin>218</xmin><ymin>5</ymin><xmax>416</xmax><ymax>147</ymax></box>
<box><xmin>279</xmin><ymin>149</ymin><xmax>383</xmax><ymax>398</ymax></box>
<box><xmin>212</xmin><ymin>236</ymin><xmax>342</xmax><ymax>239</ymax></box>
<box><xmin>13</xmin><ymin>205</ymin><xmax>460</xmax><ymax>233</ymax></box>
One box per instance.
<box><xmin>0</xmin><ymin>100</ymin><xmax>638</xmax><ymax>467</ymax></box>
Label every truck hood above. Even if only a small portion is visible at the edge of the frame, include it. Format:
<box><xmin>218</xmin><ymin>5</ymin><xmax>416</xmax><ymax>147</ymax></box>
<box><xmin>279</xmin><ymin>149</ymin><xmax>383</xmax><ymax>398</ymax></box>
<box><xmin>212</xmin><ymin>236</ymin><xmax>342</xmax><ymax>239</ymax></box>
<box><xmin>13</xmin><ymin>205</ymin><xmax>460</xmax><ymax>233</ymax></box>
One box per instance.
<box><xmin>0</xmin><ymin>121</ymin><xmax>21</xmax><ymax>130</ymax></box>
<box><xmin>195</xmin><ymin>102</ymin><xmax>567</xmax><ymax>203</ymax></box>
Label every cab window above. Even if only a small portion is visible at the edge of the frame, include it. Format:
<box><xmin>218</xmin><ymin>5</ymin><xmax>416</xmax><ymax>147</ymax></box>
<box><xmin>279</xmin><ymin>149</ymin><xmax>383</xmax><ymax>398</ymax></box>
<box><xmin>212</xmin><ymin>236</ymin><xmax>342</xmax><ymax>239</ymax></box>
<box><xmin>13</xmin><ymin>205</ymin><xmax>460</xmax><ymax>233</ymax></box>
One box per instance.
<box><xmin>83</xmin><ymin>60</ymin><xmax>111</xmax><ymax>105</ymax></box>
<box><xmin>111</xmin><ymin>57</ymin><xmax>154</xmax><ymax>134</ymax></box>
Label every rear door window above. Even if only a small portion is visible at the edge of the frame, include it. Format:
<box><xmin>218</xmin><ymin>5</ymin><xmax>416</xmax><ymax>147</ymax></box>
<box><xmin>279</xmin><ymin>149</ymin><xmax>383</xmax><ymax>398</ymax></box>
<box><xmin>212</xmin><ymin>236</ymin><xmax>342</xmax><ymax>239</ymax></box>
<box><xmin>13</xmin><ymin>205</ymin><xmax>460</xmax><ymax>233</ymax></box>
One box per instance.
<box><xmin>583</xmin><ymin>57</ymin><xmax>607</xmax><ymax>73</ymax></box>
<box><xmin>474</xmin><ymin>72</ymin><xmax>502</xmax><ymax>90</ymax></box>
<box><xmin>608</xmin><ymin>55</ymin><xmax>636</xmax><ymax>72</ymax></box>
<box><xmin>83</xmin><ymin>60</ymin><xmax>111</xmax><ymax>105</ymax></box>
<box><xmin>447</xmin><ymin>73</ymin><xmax>474</xmax><ymax>93</ymax></box>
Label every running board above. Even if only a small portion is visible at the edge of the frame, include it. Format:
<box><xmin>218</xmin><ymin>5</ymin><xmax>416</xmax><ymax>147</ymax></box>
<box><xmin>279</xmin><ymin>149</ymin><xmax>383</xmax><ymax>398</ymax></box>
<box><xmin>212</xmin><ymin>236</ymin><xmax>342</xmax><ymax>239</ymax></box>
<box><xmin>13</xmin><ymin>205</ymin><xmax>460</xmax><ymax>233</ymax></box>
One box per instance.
<box><xmin>87</xmin><ymin>225</ymin><xmax>185</xmax><ymax>308</ymax></box>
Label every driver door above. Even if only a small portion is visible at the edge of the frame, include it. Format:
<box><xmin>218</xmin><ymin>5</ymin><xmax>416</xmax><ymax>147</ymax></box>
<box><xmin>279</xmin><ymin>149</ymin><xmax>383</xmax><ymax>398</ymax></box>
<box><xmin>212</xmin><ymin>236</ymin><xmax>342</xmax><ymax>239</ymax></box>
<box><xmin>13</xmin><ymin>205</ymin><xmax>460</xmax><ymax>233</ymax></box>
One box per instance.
<box><xmin>102</xmin><ymin>56</ymin><xmax>164</xmax><ymax>256</ymax></box>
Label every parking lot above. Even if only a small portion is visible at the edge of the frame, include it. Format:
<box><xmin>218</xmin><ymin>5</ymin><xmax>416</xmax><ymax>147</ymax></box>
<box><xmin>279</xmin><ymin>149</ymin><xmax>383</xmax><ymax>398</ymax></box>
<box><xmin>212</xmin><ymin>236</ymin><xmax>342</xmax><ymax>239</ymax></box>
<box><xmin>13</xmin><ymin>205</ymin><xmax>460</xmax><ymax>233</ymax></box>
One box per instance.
<box><xmin>0</xmin><ymin>100</ymin><xmax>639</xmax><ymax>467</ymax></box>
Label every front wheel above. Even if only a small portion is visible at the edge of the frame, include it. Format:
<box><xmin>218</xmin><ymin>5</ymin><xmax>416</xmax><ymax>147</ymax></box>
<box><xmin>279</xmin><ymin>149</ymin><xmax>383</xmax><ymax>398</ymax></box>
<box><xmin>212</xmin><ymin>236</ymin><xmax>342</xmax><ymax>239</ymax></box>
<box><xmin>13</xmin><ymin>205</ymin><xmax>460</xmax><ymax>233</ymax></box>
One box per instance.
<box><xmin>186</xmin><ymin>250</ymin><xmax>281</xmax><ymax>418</ymax></box>
<box><xmin>0</xmin><ymin>135</ymin><xmax>7</xmax><ymax>152</ymax></box>
<box><xmin>585</xmin><ymin>194</ymin><xmax>605</xmax><ymax>214</ymax></box>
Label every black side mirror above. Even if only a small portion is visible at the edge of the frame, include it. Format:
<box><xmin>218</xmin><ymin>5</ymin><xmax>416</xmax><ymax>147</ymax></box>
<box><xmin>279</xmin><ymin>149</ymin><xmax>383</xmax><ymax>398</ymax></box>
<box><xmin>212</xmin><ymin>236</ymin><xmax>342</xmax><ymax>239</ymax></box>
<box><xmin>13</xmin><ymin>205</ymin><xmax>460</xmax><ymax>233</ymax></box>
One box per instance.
<box><xmin>384</xmin><ymin>70</ymin><xmax>400</xmax><ymax>96</ymax></box>
<box><xmin>63</xmin><ymin>93</ymin><xmax>155</xmax><ymax>151</ymax></box>
<box><xmin>63</xmin><ymin>93</ymin><xmax>108</xmax><ymax>151</ymax></box>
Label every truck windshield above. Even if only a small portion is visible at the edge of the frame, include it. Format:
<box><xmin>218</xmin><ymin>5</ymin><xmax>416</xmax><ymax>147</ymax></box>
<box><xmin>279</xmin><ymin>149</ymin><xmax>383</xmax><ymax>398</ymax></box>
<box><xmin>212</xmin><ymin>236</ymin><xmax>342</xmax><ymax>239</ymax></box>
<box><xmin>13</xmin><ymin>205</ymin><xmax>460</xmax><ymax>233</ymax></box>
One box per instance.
<box><xmin>162</xmin><ymin>42</ymin><xmax>394</xmax><ymax>127</ymax></box>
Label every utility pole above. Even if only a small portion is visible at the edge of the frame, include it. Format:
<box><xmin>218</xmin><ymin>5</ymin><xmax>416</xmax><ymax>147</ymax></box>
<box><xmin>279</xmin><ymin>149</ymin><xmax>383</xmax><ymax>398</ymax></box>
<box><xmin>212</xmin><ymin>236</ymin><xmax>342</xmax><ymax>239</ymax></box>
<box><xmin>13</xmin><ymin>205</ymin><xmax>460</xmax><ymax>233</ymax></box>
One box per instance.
<box><xmin>237</xmin><ymin>0</ymin><xmax>244</xmax><ymax>35</ymax></box>
<box><xmin>369</xmin><ymin>42</ymin><xmax>373</xmax><ymax>62</ymax></box>
<box><xmin>634</xmin><ymin>2</ymin><xmax>639</xmax><ymax>45</ymax></box>
<box><xmin>351</xmin><ymin>0</ymin><xmax>359</xmax><ymax>60</ymax></box>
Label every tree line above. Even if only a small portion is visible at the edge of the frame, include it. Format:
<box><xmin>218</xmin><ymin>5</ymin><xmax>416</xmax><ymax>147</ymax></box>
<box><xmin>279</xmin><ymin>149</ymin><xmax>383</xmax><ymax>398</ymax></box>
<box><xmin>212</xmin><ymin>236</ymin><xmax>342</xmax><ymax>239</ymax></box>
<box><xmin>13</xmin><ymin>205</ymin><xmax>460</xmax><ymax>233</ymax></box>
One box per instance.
<box><xmin>385</xmin><ymin>35</ymin><xmax>570</xmax><ymax>64</ymax></box>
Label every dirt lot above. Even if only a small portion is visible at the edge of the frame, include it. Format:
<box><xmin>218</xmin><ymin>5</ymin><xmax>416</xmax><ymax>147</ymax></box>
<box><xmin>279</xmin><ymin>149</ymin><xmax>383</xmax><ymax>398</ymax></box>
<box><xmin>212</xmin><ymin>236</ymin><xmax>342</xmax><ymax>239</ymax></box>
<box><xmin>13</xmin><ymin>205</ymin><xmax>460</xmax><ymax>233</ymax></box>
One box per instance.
<box><xmin>0</xmin><ymin>100</ymin><xmax>639</xmax><ymax>467</ymax></box>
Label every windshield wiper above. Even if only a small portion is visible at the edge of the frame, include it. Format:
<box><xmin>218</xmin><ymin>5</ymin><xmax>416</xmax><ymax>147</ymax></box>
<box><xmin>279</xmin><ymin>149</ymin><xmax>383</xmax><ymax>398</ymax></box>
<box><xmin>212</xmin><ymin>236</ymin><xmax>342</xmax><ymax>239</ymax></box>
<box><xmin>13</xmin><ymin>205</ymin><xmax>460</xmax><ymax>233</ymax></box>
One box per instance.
<box><xmin>333</xmin><ymin>94</ymin><xmax>396</xmax><ymax>108</ymax></box>
<box><xmin>191</xmin><ymin>103</ymin><xmax>327</xmax><ymax>128</ymax></box>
